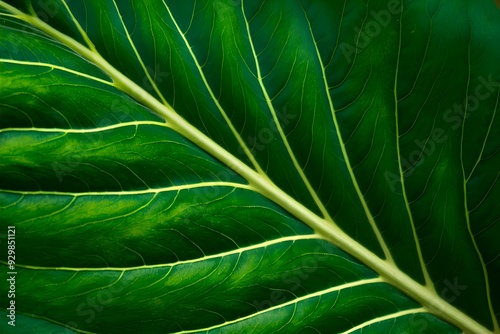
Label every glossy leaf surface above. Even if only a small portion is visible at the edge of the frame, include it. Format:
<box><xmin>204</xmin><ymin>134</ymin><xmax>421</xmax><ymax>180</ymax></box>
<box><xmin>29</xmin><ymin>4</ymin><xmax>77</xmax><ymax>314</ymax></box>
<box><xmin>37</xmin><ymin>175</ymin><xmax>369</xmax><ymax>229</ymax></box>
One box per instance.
<box><xmin>0</xmin><ymin>0</ymin><xmax>499</xmax><ymax>333</ymax></box>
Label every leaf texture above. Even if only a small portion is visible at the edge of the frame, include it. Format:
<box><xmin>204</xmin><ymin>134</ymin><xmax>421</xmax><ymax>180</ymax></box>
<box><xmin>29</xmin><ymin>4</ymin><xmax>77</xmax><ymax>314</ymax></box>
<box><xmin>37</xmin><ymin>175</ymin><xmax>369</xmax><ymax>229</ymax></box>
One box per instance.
<box><xmin>0</xmin><ymin>0</ymin><xmax>499</xmax><ymax>333</ymax></box>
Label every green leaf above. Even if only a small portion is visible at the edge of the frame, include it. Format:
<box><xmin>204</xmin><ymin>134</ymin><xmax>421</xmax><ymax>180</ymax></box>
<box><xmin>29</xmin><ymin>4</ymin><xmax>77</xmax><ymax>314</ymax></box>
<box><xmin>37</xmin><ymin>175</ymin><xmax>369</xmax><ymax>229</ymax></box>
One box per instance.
<box><xmin>1</xmin><ymin>0</ymin><xmax>499</xmax><ymax>333</ymax></box>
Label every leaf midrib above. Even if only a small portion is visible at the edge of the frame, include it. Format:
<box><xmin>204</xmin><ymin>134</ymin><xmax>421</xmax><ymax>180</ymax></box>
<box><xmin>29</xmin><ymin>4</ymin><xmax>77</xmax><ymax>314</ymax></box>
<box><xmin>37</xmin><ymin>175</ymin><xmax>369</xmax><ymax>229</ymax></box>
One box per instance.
<box><xmin>0</xmin><ymin>2</ymin><xmax>493</xmax><ymax>333</ymax></box>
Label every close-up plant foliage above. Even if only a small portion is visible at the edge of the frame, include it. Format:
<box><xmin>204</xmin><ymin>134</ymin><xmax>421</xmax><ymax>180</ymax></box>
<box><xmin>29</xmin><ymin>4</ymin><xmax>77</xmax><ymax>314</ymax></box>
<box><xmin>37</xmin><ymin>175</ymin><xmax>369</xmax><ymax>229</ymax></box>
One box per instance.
<box><xmin>1</xmin><ymin>0</ymin><xmax>499</xmax><ymax>333</ymax></box>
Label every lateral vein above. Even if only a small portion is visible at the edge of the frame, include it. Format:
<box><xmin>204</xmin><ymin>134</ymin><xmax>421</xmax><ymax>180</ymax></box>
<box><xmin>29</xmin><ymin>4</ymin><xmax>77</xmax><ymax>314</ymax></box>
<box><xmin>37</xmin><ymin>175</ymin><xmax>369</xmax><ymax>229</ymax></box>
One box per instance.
<box><xmin>341</xmin><ymin>308</ymin><xmax>427</xmax><ymax>334</ymax></box>
<box><xmin>111</xmin><ymin>0</ymin><xmax>169</xmax><ymax>106</ymax></box>
<box><xmin>391</xmin><ymin>2</ymin><xmax>433</xmax><ymax>288</ymax></box>
<box><xmin>0</xmin><ymin>121</ymin><xmax>169</xmax><ymax>133</ymax></box>
<box><xmin>299</xmin><ymin>5</ymin><xmax>393</xmax><ymax>264</ymax></box>
<box><xmin>0</xmin><ymin>3</ymin><xmax>493</xmax><ymax>333</ymax></box>
<box><xmin>241</xmin><ymin>1</ymin><xmax>334</xmax><ymax>223</ymax></box>
<box><xmin>160</xmin><ymin>0</ymin><xmax>267</xmax><ymax>177</ymax></box>
<box><xmin>0</xmin><ymin>182</ymin><xmax>251</xmax><ymax>197</ymax></box>
<box><xmin>0</xmin><ymin>58</ymin><xmax>113</xmax><ymax>86</ymax></box>
<box><xmin>3</xmin><ymin>235</ymin><xmax>320</xmax><ymax>272</ymax></box>
<box><xmin>174</xmin><ymin>277</ymin><xmax>384</xmax><ymax>333</ymax></box>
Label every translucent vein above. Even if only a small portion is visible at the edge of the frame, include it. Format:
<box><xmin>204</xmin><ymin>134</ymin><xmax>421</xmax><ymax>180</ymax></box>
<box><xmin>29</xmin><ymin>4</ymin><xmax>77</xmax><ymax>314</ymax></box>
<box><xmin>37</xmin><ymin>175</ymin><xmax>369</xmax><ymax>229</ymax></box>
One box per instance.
<box><xmin>466</xmin><ymin>87</ymin><xmax>499</xmax><ymax>181</ymax></box>
<box><xmin>175</xmin><ymin>277</ymin><xmax>385</xmax><ymax>333</ymax></box>
<box><xmin>0</xmin><ymin>58</ymin><xmax>113</xmax><ymax>86</ymax></box>
<box><xmin>341</xmin><ymin>308</ymin><xmax>427</xmax><ymax>334</ymax></box>
<box><xmin>461</xmin><ymin>35</ymin><xmax>498</xmax><ymax>332</ymax></box>
<box><xmin>111</xmin><ymin>0</ymin><xmax>169</xmax><ymax>106</ymax></box>
<box><xmin>299</xmin><ymin>5</ymin><xmax>393</xmax><ymax>264</ymax></box>
<box><xmin>0</xmin><ymin>3</ymin><xmax>493</xmax><ymax>333</ymax></box>
<box><xmin>160</xmin><ymin>0</ymin><xmax>267</xmax><ymax>177</ymax></box>
<box><xmin>60</xmin><ymin>0</ymin><xmax>97</xmax><ymax>53</ymax></box>
<box><xmin>391</xmin><ymin>3</ymin><xmax>433</xmax><ymax>288</ymax></box>
<box><xmin>0</xmin><ymin>182</ymin><xmax>251</xmax><ymax>197</ymax></box>
<box><xmin>5</xmin><ymin>235</ymin><xmax>321</xmax><ymax>272</ymax></box>
<box><xmin>241</xmin><ymin>1</ymin><xmax>333</xmax><ymax>223</ymax></box>
<box><xmin>0</xmin><ymin>121</ymin><xmax>169</xmax><ymax>134</ymax></box>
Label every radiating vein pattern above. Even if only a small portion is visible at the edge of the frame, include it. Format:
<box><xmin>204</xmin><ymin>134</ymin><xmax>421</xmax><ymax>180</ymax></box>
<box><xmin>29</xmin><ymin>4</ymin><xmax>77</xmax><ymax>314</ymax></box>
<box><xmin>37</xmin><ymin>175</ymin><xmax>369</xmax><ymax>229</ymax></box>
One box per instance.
<box><xmin>1</xmin><ymin>0</ymin><xmax>499</xmax><ymax>333</ymax></box>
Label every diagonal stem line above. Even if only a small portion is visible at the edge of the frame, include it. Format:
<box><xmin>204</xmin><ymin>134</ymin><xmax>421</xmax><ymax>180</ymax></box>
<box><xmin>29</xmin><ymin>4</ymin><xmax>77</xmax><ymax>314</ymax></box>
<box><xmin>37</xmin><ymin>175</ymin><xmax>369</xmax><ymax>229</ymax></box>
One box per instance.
<box><xmin>0</xmin><ymin>3</ymin><xmax>493</xmax><ymax>333</ymax></box>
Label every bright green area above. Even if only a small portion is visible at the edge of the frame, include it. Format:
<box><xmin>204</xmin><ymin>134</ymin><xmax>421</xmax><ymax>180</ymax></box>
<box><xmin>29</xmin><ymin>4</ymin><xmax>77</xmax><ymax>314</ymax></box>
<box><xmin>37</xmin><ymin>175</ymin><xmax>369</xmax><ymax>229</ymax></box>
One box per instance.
<box><xmin>0</xmin><ymin>0</ymin><xmax>499</xmax><ymax>333</ymax></box>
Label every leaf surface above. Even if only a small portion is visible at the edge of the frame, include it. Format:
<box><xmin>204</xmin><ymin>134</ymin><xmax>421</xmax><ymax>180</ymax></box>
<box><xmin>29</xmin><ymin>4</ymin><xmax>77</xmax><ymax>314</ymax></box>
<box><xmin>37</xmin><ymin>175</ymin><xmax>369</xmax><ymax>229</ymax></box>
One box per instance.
<box><xmin>0</xmin><ymin>0</ymin><xmax>499</xmax><ymax>333</ymax></box>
